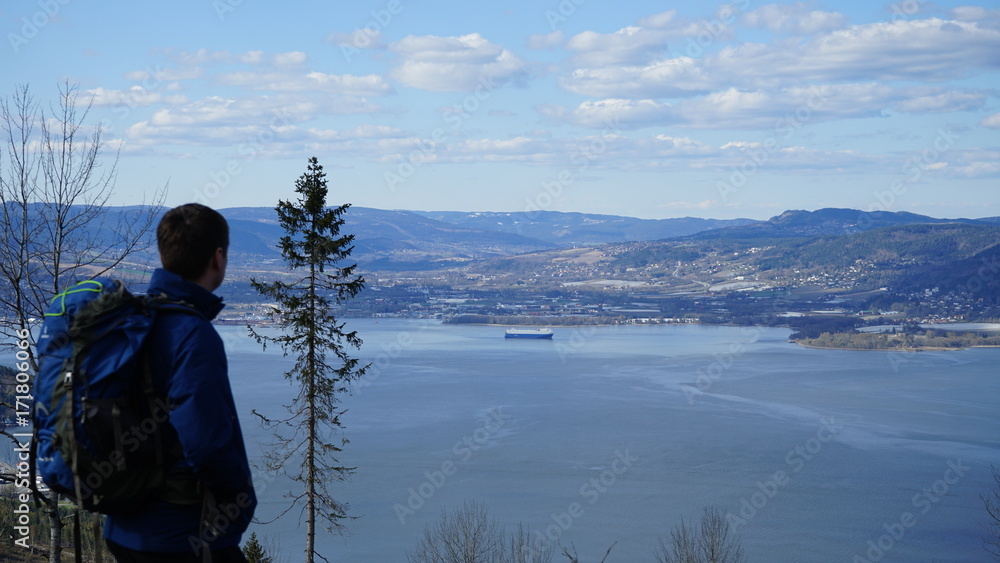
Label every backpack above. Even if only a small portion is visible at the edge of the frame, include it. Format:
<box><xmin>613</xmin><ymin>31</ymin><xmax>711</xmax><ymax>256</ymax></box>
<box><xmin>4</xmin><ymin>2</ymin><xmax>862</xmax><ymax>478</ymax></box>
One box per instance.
<box><xmin>32</xmin><ymin>277</ymin><xmax>203</xmax><ymax>514</ymax></box>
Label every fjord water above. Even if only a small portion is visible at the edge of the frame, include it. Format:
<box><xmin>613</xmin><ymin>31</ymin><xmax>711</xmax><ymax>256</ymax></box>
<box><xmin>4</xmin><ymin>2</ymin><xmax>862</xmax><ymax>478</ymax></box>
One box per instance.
<box><xmin>223</xmin><ymin>320</ymin><xmax>999</xmax><ymax>562</ymax></box>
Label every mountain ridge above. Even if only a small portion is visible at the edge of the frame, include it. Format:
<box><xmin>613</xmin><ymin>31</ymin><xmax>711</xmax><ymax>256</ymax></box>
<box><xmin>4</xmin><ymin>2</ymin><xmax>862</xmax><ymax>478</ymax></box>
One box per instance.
<box><xmin>410</xmin><ymin>209</ymin><xmax>757</xmax><ymax>245</ymax></box>
<box><xmin>686</xmin><ymin>207</ymin><xmax>992</xmax><ymax>240</ymax></box>
<box><xmin>12</xmin><ymin>203</ymin><xmax>998</xmax><ymax>276</ymax></box>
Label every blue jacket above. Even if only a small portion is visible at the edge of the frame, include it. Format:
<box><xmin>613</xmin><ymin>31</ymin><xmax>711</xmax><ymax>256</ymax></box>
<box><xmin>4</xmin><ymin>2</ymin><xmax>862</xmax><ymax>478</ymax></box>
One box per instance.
<box><xmin>104</xmin><ymin>269</ymin><xmax>257</xmax><ymax>554</ymax></box>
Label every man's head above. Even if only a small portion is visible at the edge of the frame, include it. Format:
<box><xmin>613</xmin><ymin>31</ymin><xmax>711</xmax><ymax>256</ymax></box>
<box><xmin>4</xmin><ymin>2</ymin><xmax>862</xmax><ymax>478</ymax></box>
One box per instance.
<box><xmin>157</xmin><ymin>203</ymin><xmax>229</xmax><ymax>291</ymax></box>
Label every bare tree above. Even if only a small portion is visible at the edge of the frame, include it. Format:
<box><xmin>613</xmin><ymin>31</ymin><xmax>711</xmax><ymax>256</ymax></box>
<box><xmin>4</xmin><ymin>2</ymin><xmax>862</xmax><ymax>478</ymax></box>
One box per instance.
<box><xmin>560</xmin><ymin>542</ymin><xmax>616</xmax><ymax>563</ymax></box>
<box><xmin>0</xmin><ymin>82</ymin><xmax>163</xmax><ymax>562</ymax></box>
<box><xmin>407</xmin><ymin>501</ymin><xmax>554</xmax><ymax>563</ymax></box>
<box><xmin>408</xmin><ymin>501</ymin><xmax>505</xmax><ymax>563</ymax></box>
<box><xmin>0</xmin><ymin>82</ymin><xmax>162</xmax><ymax>358</ymax></box>
<box><xmin>36</xmin><ymin>82</ymin><xmax>160</xmax><ymax>298</ymax></box>
<box><xmin>508</xmin><ymin>522</ymin><xmax>554</xmax><ymax>563</ymax></box>
<box><xmin>656</xmin><ymin>517</ymin><xmax>698</xmax><ymax>563</ymax></box>
<box><xmin>655</xmin><ymin>506</ymin><xmax>746</xmax><ymax>563</ymax></box>
<box><xmin>0</xmin><ymin>85</ymin><xmax>43</xmax><ymax>360</ymax></box>
<box><xmin>983</xmin><ymin>465</ymin><xmax>1000</xmax><ymax>560</ymax></box>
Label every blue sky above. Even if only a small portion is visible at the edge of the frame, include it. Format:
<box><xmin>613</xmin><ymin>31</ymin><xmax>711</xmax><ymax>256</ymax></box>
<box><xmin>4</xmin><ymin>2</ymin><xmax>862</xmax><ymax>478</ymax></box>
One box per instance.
<box><xmin>3</xmin><ymin>0</ymin><xmax>999</xmax><ymax>219</ymax></box>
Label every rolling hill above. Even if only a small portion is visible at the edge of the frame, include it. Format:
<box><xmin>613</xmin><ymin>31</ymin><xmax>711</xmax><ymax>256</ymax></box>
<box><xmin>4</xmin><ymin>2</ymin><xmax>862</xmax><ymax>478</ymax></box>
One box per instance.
<box><xmin>13</xmin><ymin>204</ymin><xmax>999</xmax><ymax>287</ymax></box>
<box><xmin>222</xmin><ymin>206</ymin><xmax>559</xmax><ymax>271</ymax></box>
<box><xmin>687</xmin><ymin>208</ymin><xmax>991</xmax><ymax>240</ymax></box>
<box><xmin>412</xmin><ymin>210</ymin><xmax>755</xmax><ymax>245</ymax></box>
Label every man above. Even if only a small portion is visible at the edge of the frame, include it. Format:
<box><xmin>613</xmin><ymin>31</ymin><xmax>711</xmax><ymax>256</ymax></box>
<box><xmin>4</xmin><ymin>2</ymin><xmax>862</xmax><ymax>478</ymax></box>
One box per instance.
<box><xmin>104</xmin><ymin>203</ymin><xmax>257</xmax><ymax>562</ymax></box>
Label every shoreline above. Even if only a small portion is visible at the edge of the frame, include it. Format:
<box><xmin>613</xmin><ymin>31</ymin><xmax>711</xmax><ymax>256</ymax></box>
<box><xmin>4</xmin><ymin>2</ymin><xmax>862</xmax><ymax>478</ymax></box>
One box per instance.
<box><xmin>443</xmin><ymin>321</ymin><xmax>632</xmax><ymax>328</ymax></box>
<box><xmin>793</xmin><ymin>341</ymin><xmax>1000</xmax><ymax>352</ymax></box>
<box><xmin>446</xmin><ymin>320</ymin><xmax>1000</xmax><ymax>352</ymax></box>
<box><xmin>793</xmin><ymin>341</ymin><xmax>957</xmax><ymax>352</ymax></box>
<box><xmin>229</xmin><ymin>318</ymin><xmax>1000</xmax><ymax>351</ymax></box>
<box><xmin>440</xmin><ymin>319</ymin><xmax>697</xmax><ymax>328</ymax></box>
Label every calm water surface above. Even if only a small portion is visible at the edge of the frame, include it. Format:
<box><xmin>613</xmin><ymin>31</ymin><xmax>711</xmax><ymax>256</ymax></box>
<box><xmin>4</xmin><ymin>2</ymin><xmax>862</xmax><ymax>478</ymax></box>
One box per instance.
<box><xmin>6</xmin><ymin>320</ymin><xmax>998</xmax><ymax>561</ymax></box>
<box><xmin>224</xmin><ymin>320</ymin><xmax>1000</xmax><ymax>562</ymax></box>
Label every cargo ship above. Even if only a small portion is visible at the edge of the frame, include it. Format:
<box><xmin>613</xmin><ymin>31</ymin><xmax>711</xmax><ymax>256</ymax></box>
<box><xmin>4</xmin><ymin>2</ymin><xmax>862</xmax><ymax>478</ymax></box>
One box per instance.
<box><xmin>504</xmin><ymin>328</ymin><xmax>554</xmax><ymax>339</ymax></box>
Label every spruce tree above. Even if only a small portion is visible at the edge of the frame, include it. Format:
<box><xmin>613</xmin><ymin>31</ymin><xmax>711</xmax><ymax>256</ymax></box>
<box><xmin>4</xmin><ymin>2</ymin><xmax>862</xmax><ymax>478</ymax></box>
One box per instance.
<box><xmin>242</xmin><ymin>532</ymin><xmax>273</xmax><ymax>563</ymax></box>
<box><xmin>250</xmin><ymin>156</ymin><xmax>367</xmax><ymax>563</ymax></box>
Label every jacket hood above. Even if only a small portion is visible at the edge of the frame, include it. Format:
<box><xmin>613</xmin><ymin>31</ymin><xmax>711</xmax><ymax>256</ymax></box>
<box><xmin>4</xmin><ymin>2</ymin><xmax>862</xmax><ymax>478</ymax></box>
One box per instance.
<box><xmin>148</xmin><ymin>268</ymin><xmax>225</xmax><ymax>320</ymax></box>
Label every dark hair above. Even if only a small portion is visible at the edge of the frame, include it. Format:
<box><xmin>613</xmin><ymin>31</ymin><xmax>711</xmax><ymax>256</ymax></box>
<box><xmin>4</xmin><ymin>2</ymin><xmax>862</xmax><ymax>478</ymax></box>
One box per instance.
<box><xmin>156</xmin><ymin>203</ymin><xmax>229</xmax><ymax>281</ymax></box>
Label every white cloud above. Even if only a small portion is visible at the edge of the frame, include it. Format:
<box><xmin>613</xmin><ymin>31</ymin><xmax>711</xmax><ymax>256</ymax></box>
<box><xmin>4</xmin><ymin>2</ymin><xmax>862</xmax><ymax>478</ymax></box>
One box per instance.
<box><xmin>561</xmin><ymin>56</ymin><xmax>713</xmax><ymax>98</ymax></box>
<box><xmin>272</xmin><ymin>51</ymin><xmax>308</xmax><ymax>67</ymax></box>
<box><xmin>980</xmin><ymin>112</ymin><xmax>1000</xmax><ymax>129</ymax></box>
<box><xmin>124</xmin><ymin>66</ymin><xmax>203</xmax><ymax>83</ymax></box>
<box><xmin>364</xmin><ymin>132</ymin><xmax>706</xmax><ymax>168</ymax></box>
<box><xmin>216</xmin><ymin>70</ymin><xmax>393</xmax><ymax>96</ymax></box>
<box><xmin>715</xmin><ymin>18</ymin><xmax>1000</xmax><ymax>85</ymax></box>
<box><xmin>392</xmin><ymin>33</ymin><xmax>501</xmax><ymax>63</ymax></box>
<box><xmin>741</xmin><ymin>3</ymin><xmax>848</xmax><ymax>35</ymax></box>
<box><xmin>355</xmin><ymin>128</ymin><xmax>885</xmax><ymax>176</ymax></box>
<box><xmin>328</xmin><ymin>29</ymin><xmax>385</xmax><ymax>50</ymax></box>
<box><xmin>124</xmin><ymin>49</ymin><xmax>320</xmax><ymax>87</ymax></box>
<box><xmin>526</xmin><ymin>30</ymin><xmax>563</xmax><ymax>50</ymax></box>
<box><xmin>159</xmin><ymin>48</ymin><xmax>306</xmax><ymax>67</ymax></box>
<box><xmin>892</xmin><ymin>89</ymin><xmax>988</xmax><ymax>113</ymax></box>
<box><xmin>86</xmin><ymin>87</ymin><xmax>187</xmax><ymax>107</ymax></box>
<box><xmin>239</xmin><ymin>51</ymin><xmax>264</xmax><ymax>65</ymax></box>
<box><xmin>538</xmin><ymin>99</ymin><xmax>672</xmax><ymax>128</ymax></box>
<box><xmin>146</xmin><ymin>97</ymin><xmax>249</xmax><ymax>127</ymax></box>
<box><xmin>952</xmin><ymin>6</ymin><xmax>995</xmax><ymax>19</ymax></box>
<box><xmin>302</xmin><ymin>72</ymin><xmax>393</xmax><ymax>95</ymax></box>
<box><xmin>124</xmin><ymin>47</ymin><xmax>394</xmax><ymax>97</ymax></box>
<box><xmin>121</xmin><ymin>103</ymin><xmax>889</xmax><ymax>180</ymax></box>
<box><xmin>162</xmin><ymin>96</ymin><xmax>378</xmax><ymax>127</ymax></box>
<box><xmin>154</xmin><ymin>49</ymin><xmax>309</xmax><ymax>69</ymax></box>
<box><xmin>164</xmin><ymin>48</ymin><xmax>237</xmax><ymax>67</ymax></box>
<box><xmin>389</xmin><ymin>33</ymin><xmax>529</xmax><ymax>92</ymax></box>
<box><xmin>541</xmin><ymin>82</ymin><xmax>992</xmax><ymax>131</ymax></box>
<box><xmin>669</xmin><ymin>86</ymin><xmax>837</xmax><ymax>129</ymax></box>
<box><xmin>304</xmin><ymin>124</ymin><xmax>405</xmax><ymax>141</ymax></box>
<box><xmin>109</xmin><ymin>48</ymin><xmax>400</xmax><ymax>155</ymax></box>
<box><xmin>636</xmin><ymin>9</ymin><xmax>678</xmax><ymax>29</ymax></box>
<box><xmin>563</xmin><ymin>9</ymin><xmax>734</xmax><ymax>67</ymax></box>
<box><xmin>544</xmin><ymin>84</ymin><xmax>895</xmax><ymax>130</ymax></box>
<box><xmin>447</xmin><ymin>137</ymin><xmax>556</xmax><ymax>163</ymax></box>
<box><xmin>940</xmin><ymin>149</ymin><xmax>1000</xmax><ymax>177</ymax></box>
<box><xmin>120</xmin><ymin>93</ymin><xmax>384</xmax><ymax>153</ymax></box>
<box><xmin>951</xmin><ymin>6</ymin><xmax>1000</xmax><ymax>29</ymax></box>
<box><xmin>566</xmin><ymin>26</ymin><xmax>670</xmax><ymax>67</ymax></box>
<box><xmin>560</xmin><ymin>17</ymin><xmax>1000</xmax><ymax>98</ymax></box>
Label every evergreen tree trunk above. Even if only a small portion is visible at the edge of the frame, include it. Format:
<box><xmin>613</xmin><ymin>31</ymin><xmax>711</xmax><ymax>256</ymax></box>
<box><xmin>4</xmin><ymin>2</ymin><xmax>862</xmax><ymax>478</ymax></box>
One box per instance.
<box><xmin>305</xmin><ymin>232</ymin><xmax>318</xmax><ymax>563</ymax></box>
<box><xmin>306</xmin><ymin>396</ymin><xmax>316</xmax><ymax>563</ymax></box>
<box><xmin>306</xmin><ymin>387</ymin><xmax>316</xmax><ymax>563</ymax></box>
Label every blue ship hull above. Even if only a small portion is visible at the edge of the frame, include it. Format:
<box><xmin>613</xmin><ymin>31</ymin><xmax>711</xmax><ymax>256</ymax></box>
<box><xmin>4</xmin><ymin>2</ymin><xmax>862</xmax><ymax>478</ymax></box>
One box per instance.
<box><xmin>505</xmin><ymin>328</ymin><xmax>553</xmax><ymax>339</ymax></box>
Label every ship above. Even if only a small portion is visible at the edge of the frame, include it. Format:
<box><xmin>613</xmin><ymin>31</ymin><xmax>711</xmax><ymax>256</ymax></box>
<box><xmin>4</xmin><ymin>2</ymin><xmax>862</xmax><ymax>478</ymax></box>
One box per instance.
<box><xmin>504</xmin><ymin>328</ymin><xmax>554</xmax><ymax>339</ymax></box>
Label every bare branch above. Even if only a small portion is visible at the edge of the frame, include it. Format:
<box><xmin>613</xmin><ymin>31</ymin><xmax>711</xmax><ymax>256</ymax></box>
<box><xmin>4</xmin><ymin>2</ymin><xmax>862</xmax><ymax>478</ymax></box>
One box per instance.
<box><xmin>983</xmin><ymin>465</ymin><xmax>1000</xmax><ymax>560</ymax></box>
<box><xmin>656</xmin><ymin>506</ymin><xmax>745</xmax><ymax>563</ymax></box>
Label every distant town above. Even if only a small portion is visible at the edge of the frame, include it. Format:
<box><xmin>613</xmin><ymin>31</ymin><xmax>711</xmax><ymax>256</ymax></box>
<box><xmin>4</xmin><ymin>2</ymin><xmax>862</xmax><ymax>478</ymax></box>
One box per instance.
<box><xmin>21</xmin><ymin>205</ymin><xmax>997</xmax><ymax>348</ymax></box>
<box><xmin>217</xmin><ymin>265</ymin><xmax>998</xmax><ymax>334</ymax></box>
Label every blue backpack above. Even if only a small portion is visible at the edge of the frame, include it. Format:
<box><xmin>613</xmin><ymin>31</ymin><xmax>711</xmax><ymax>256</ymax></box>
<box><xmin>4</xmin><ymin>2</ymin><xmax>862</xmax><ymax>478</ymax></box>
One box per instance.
<box><xmin>33</xmin><ymin>278</ymin><xmax>202</xmax><ymax>514</ymax></box>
